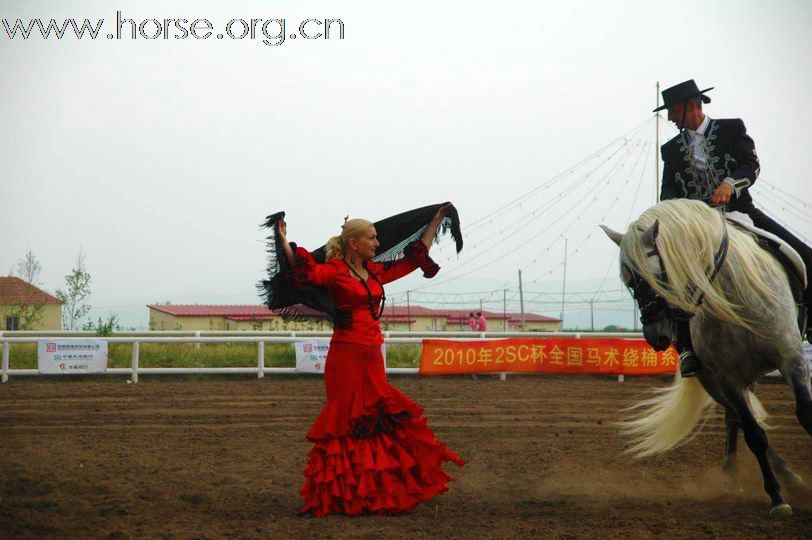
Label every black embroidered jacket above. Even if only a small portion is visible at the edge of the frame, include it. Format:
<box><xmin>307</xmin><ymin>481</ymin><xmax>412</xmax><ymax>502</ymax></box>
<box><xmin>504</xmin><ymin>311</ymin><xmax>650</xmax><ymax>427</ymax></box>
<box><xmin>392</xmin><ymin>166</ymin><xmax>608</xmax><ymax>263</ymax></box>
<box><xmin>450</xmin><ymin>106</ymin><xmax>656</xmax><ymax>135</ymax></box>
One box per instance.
<box><xmin>660</xmin><ymin>118</ymin><xmax>760</xmax><ymax>212</ymax></box>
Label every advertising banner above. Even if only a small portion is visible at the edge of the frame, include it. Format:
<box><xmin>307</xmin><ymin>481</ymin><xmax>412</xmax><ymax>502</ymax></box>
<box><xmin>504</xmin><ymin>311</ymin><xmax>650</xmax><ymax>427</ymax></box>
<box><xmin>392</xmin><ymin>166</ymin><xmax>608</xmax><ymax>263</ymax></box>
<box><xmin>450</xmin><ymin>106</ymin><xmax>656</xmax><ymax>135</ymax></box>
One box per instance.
<box><xmin>38</xmin><ymin>340</ymin><xmax>108</xmax><ymax>374</ymax></box>
<box><xmin>294</xmin><ymin>340</ymin><xmax>389</xmax><ymax>373</ymax></box>
<box><xmin>294</xmin><ymin>340</ymin><xmax>330</xmax><ymax>373</ymax></box>
<box><xmin>419</xmin><ymin>337</ymin><xmax>677</xmax><ymax>375</ymax></box>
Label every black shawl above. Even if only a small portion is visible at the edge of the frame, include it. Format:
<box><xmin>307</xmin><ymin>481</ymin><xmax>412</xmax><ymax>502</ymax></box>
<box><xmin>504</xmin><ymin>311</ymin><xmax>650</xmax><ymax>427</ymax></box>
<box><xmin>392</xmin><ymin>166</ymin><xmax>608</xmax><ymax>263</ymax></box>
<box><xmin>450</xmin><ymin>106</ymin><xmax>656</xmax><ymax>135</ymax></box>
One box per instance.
<box><xmin>258</xmin><ymin>203</ymin><xmax>463</xmax><ymax>324</ymax></box>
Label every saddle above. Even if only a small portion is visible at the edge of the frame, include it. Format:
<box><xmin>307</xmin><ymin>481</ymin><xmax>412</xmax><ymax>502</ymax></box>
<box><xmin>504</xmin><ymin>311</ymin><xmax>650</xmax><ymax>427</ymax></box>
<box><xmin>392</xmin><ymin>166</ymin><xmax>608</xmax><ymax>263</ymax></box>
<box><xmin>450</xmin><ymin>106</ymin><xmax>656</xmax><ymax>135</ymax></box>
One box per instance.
<box><xmin>726</xmin><ymin>211</ymin><xmax>808</xmax><ymax>335</ymax></box>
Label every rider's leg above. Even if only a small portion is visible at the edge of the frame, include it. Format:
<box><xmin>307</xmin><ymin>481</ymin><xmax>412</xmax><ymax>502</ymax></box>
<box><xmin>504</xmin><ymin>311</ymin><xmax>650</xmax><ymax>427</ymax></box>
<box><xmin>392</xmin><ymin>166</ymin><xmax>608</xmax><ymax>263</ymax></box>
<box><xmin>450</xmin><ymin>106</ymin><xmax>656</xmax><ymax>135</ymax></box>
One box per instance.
<box><xmin>747</xmin><ymin>207</ymin><xmax>812</xmax><ymax>340</ymax></box>
<box><xmin>673</xmin><ymin>312</ymin><xmax>701</xmax><ymax>377</ymax></box>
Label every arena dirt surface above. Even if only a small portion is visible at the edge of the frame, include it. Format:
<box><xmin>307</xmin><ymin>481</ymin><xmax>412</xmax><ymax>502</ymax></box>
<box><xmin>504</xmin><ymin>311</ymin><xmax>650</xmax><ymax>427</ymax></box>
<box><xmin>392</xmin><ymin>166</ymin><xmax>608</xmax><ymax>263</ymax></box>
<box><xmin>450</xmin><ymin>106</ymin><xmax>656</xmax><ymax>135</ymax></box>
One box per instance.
<box><xmin>1</xmin><ymin>375</ymin><xmax>811</xmax><ymax>539</ymax></box>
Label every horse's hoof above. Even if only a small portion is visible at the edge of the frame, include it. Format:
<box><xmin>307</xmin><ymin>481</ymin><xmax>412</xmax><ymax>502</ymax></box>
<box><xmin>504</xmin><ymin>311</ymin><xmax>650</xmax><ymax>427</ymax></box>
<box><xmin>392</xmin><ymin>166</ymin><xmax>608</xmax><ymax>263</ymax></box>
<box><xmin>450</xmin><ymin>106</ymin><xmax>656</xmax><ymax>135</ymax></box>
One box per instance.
<box><xmin>769</xmin><ymin>503</ymin><xmax>792</xmax><ymax>520</ymax></box>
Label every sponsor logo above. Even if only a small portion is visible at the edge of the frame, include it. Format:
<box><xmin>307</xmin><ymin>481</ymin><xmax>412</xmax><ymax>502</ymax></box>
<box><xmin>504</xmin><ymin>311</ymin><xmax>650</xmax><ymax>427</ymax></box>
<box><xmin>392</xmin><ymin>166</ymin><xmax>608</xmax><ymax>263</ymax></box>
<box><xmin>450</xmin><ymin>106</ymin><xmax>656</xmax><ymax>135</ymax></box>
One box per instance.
<box><xmin>46</xmin><ymin>343</ymin><xmax>56</xmax><ymax>352</ymax></box>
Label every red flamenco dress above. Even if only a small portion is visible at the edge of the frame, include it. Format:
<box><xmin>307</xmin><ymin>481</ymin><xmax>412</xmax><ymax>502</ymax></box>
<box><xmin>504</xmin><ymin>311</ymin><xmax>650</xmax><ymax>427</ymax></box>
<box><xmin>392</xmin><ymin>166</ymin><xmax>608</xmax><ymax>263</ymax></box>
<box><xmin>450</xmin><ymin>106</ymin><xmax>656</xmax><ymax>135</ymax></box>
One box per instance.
<box><xmin>292</xmin><ymin>243</ymin><xmax>465</xmax><ymax>516</ymax></box>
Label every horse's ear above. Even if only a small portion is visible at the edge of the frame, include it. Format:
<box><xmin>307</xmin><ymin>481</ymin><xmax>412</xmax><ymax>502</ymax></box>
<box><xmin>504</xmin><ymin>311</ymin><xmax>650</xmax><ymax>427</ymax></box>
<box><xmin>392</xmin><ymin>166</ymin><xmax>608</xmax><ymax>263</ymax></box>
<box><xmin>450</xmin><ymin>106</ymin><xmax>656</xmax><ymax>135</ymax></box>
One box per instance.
<box><xmin>641</xmin><ymin>220</ymin><xmax>660</xmax><ymax>248</ymax></box>
<box><xmin>600</xmin><ymin>225</ymin><xmax>623</xmax><ymax>247</ymax></box>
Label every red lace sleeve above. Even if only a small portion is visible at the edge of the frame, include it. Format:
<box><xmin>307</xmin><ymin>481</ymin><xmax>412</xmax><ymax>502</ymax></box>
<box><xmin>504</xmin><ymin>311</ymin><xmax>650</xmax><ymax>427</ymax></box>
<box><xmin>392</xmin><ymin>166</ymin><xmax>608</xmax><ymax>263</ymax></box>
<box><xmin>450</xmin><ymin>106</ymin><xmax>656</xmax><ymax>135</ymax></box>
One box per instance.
<box><xmin>372</xmin><ymin>239</ymin><xmax>442</xmax><ymax>284</ymax></box>
<box><xmin>403</xmin><ymin>240</ymin><xmax>440</xmax><ymax>278</ymax></box>
<box><xmin>373</xmin><ymin>258</ymin><xmax>419</xmax><ymax>285</ymax></box>
<box><xmin>291</xmin><ymin>246</ymin><xmax>338</xmax><ymax>287</ymax></box>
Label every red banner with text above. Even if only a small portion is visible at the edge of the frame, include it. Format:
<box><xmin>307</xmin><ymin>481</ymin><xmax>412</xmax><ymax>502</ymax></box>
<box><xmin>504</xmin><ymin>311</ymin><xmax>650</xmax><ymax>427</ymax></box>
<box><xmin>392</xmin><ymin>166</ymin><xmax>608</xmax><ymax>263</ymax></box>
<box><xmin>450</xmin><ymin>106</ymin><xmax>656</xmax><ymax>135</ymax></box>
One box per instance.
<box><xmin>419</xmin><ymin>338</ymin><xmax>677</xmax><ymax>375</ymax></box>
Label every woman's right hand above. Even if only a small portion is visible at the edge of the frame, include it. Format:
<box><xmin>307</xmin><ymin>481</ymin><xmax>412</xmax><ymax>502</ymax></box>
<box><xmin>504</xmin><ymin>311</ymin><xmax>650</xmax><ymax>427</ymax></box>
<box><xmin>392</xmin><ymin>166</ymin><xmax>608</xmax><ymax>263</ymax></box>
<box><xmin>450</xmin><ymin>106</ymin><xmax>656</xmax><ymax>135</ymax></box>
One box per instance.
<box><xmin>277</xmin><ymin>217</ymin><xmax>295</xmax><ymax>266</ymax></box>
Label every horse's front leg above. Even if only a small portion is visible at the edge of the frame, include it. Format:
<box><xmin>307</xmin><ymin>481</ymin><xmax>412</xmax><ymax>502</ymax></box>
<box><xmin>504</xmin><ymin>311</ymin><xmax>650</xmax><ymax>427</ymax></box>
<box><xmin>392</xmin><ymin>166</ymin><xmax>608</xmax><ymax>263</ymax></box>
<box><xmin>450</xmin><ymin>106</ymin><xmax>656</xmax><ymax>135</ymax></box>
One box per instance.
<box><xmin>766</xmin><ymin>447</ymin><xmax>811</xmax><ymax>500</ymax></box>
<box><xmin>781</xmin><ymin>357</ymin><xmax>812</xmax><ymax>437</ymax></box>
<box><xmin>772</xmin><ymin>357</ymin><xmax>812</xmax><ymax>499</ymax></box>
<box><xmin>722</xmin><ymin>406</ymin><xmax>740</xmax><ymax>487</ymax></box>
<box><xmin>719</xmin><ymin>381</ymin><xmax>792</xmax><ymax>519</ymax></box>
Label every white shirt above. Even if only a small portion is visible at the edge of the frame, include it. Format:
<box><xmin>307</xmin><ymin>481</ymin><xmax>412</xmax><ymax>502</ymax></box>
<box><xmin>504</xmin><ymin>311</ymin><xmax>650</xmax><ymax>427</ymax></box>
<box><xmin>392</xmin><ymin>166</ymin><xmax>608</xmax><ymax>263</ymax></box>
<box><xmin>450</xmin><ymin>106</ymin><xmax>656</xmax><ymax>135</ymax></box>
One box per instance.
<box><xmin>685</xmin><ymin>115</ymin><xmax>711</xmax><ymax>170</ymax></box>
<box><xmin>684</xmin><ymin>115</ymin><xmax>739</xmax><ymax>196</ymax></box>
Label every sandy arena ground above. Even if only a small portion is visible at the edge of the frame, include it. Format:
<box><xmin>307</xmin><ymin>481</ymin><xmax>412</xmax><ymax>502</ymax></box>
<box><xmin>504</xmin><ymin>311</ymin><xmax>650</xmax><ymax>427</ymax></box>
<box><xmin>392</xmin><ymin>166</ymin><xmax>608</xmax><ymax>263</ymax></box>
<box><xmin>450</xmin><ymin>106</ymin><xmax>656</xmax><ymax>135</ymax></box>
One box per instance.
<box><xmin>1</xmin><ymin>375</ymin><xmax>811</xmax><ymax>539</ymax></box>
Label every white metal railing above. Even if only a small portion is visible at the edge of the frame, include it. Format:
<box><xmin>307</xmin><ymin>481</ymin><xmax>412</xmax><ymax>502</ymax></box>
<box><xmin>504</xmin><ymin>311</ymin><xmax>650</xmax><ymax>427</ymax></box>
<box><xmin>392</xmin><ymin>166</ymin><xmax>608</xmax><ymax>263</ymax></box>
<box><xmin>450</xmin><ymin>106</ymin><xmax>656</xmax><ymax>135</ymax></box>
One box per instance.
<box><xmin>0</xmin><ymin>330</ymin><xmax>645</xmax><ymax>338</ymax></box>
<box><xmin>0</xmin><ymin>331</ymin><xmax>649</xmax><ymax>383</ymax></box>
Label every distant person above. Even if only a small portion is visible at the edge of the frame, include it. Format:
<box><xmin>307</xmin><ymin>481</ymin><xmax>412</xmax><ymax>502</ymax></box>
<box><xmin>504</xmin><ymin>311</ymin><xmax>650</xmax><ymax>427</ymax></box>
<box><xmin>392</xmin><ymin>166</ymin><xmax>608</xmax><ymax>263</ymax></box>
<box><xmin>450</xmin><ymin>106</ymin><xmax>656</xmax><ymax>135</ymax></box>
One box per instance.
<box><xmin>477</xmin><ymin>312</ymin><xmax>487</xmax><ymax>332</ymax></box>
<box><xmin>467</xmin><ymin>312</ymin><xmax>478</xmax><ymax>331</ymax></box>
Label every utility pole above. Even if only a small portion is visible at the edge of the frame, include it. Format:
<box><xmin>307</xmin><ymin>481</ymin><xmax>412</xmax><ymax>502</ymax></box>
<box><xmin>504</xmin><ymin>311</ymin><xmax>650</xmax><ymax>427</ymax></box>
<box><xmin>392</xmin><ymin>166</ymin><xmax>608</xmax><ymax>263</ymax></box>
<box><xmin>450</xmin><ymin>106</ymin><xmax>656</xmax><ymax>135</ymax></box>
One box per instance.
<box><xmin>561</xmin><ymin>238</ymin><xmax>568</xmax><ymax>325</ymax></box>
<box><xmin>655</xmin><ymin>81</ymin><xmax>661</xmax><ymax>204</ymax></box>
<box><xmin>406</xmin><ymin>290</ymin><xmax>412</xmax><ymax>332</ymax></box>
<box><xmin>503</xmin><ymin>289</ymin><xmax>507</xmax><ymax>331</ymax></box>
<box><xmin>518</xmin><ymin>270</ymin><xmax>525</xmax><ymax>331</ymax></box>
<box><xmin>590</xmin><ymin>298</ymin><xmax>594</xmax><ymax>331</ymax></box>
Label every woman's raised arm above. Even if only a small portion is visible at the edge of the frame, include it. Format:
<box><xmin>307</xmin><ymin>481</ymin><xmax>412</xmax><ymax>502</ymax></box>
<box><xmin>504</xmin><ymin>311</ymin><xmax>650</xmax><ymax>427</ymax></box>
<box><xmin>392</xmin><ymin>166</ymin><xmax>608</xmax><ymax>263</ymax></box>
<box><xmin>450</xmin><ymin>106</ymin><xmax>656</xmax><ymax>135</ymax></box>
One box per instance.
<box><xmin>277</xmin><ymin>218</ymin><xmax>295</xmax><ymax>267</ymax></box>
<box><xmin>420</xmin><ymin>203</ymin><xmax>452</xmax><ymax>250</ymax></box>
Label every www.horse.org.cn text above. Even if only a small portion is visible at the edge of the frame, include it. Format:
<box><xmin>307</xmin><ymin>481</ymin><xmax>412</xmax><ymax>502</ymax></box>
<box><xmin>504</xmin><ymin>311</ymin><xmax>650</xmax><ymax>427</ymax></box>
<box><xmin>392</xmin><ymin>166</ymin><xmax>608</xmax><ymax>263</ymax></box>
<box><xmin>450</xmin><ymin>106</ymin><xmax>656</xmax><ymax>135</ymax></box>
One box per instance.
<box><xmin>2</xmin><ymin>11</ymin><xmax>345</xmax><ymax>47</ymax></box>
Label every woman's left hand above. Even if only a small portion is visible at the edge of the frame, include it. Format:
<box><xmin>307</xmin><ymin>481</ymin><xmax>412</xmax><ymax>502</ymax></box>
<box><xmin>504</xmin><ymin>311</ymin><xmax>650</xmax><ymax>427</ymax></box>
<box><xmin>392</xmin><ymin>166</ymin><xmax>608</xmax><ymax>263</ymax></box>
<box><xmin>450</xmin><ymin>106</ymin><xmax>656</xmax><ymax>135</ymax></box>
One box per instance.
<box><xmin>422</xmin><ymin>203</ymin><xmax>453</xmax><ymax>249</ymax></box>
<box><xmin>431</xmin><ymin>203</ymin><xmax>452</xmax><ymax>224</ymax></box>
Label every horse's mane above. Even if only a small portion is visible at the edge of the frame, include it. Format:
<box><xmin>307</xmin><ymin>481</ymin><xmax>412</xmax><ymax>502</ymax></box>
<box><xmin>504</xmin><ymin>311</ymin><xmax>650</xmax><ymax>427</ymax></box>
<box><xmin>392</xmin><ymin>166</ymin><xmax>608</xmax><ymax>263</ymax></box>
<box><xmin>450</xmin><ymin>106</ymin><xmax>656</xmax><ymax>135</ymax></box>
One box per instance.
<box><xmin>620</xmin><ymin>200</ymin><xmax>788</xmax><ymax>333</ymax></box>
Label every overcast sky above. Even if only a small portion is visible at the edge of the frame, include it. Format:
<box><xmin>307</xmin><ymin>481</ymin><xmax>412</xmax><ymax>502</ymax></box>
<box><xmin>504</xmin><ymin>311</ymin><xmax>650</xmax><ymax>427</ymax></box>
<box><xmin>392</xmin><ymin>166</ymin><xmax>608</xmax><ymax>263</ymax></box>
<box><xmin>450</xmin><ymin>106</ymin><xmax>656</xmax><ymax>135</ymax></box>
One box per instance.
<box><xmin>2</xmin><ymin>0</ymin><xmax>810</xmax><ymax>329</ymax></box>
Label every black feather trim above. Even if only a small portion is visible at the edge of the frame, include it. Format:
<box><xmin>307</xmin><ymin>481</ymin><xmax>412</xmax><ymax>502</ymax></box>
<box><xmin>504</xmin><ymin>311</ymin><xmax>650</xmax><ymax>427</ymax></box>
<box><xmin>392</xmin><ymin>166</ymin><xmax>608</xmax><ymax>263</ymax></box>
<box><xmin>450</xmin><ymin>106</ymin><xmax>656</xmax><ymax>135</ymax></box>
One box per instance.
<box><xmin>257</xmin><ymin>203</ymin><xmax>463</xmax><ymax>328</ymax></box>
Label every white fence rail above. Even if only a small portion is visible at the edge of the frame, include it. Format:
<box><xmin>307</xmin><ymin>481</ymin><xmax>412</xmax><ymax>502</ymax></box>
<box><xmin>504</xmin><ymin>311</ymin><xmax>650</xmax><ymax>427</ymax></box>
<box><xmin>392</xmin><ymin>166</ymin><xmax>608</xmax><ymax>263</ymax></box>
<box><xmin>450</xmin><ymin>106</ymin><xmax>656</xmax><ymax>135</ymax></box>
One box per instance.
<box><xmin>0</xmin><ymin>331</ymin><xmax>646</xmax><ymax>383</ymax></box>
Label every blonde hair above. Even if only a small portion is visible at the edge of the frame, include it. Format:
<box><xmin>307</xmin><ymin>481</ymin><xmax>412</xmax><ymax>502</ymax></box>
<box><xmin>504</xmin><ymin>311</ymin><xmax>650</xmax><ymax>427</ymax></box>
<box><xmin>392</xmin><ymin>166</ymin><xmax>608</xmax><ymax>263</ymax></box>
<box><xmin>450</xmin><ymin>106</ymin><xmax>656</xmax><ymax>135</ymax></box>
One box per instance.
<box><xmin>621</xmin><ymin>199</ymin><xmax>788</xmax><ymax>333</ymax></box>
<box><xmin>325</xmin><ymin>218</ymin><xmax>373</xmax><ymax>260</ymax></box>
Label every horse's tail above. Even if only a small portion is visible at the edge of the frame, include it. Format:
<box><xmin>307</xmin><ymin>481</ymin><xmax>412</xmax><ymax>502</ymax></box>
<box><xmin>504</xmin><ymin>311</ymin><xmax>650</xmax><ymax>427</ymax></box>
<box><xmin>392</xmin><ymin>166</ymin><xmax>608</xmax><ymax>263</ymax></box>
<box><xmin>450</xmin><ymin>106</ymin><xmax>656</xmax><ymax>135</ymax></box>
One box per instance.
<box><xmin>620</xmin><ymin>372</ymin><xmax>715</xmax><ymax>457</ymax></box>
<box><xmin>620</xmin><ymin>374</ymin><xmax>772</xmax><ymax>458</ymax></box>
<box><xmin>746</xmin><ymin>390</ymin><xmax>772</xmax><ymax>430</ymax></box>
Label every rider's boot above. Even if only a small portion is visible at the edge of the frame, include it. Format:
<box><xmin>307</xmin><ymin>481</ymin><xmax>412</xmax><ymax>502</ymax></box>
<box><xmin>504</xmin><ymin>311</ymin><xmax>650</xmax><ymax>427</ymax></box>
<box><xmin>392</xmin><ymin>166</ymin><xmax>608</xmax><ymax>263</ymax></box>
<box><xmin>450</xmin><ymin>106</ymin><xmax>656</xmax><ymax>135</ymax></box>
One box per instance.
<box><xmin>674</xmin><ymin>315</ymin><xmax>701</xmax><ymax>378</ymax></box>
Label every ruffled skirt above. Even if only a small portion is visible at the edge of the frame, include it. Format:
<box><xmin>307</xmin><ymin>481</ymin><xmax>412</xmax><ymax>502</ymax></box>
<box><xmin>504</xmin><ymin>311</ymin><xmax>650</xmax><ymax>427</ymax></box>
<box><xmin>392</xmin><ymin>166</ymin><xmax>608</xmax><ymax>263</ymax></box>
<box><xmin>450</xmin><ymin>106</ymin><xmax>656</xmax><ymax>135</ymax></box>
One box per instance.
<box><xmin>300</xmin><ymin>341</ymin><xmax>464</xmax><ymax>516</ymax></box>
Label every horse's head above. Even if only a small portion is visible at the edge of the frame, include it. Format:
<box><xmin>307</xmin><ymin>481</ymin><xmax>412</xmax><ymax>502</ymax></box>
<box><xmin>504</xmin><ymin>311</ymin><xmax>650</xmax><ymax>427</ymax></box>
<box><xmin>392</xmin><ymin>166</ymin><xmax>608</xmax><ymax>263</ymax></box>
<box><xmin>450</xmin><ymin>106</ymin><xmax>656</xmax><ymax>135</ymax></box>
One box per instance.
<box><xmin>600</xmin><ymin>223</ymin><xmax>673</xmax><ymax>351</ymax></box>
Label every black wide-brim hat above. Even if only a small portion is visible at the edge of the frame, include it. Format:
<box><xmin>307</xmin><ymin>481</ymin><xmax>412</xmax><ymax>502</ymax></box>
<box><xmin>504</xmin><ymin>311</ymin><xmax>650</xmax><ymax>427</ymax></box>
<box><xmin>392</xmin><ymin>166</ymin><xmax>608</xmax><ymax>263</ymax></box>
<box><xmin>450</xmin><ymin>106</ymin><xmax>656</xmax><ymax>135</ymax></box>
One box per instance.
<box><xmin>653</xmin><ymin>79</ymin><xmax>713</xmax><ymax>112</ymax></box>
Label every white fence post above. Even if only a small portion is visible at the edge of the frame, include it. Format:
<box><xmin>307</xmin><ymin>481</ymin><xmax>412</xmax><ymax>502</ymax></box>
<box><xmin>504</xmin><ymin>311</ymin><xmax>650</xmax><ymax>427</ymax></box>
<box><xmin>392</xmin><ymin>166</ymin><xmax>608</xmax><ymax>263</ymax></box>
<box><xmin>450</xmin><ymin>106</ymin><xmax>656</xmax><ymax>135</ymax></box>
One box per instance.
<box><xmin>257</xmin><ymin>341</ymin><xmax>265</xmax><ymax>379</ymax></box>
<box><xmin>195</xmin><ymin>331</ymin><xmax>200</xmax><ymax>351</ymax></box>
<box><xmin>131</xmin><ymin>341</ymin><xmax>140</xmax><ymax>383</ymax></box>
<box><xmin>383</xmin><ymin>331</ymin><xmax>389</xmax><ymax>369</ymax></box>
<box><xmin>2</xmin><ymin>341</ymin><xmax>9</xmax><ymax>383</ymax></box>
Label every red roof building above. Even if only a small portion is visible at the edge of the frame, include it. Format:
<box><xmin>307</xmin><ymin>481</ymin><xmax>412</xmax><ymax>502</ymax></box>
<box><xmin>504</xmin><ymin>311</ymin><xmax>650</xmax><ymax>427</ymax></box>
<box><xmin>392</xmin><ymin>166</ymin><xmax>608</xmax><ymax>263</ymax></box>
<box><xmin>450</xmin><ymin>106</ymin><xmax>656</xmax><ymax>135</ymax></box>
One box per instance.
<box><xmin>0</xmin><ymin>277</ymin><xmax>62</xmax><ymax>305</ymax></box>
<box><xmin>147</xmin><ymin>303</ymin><xmax>560</xmax><ymax>332</ymax></box>
<box><xmin>0</xmin><ymin>277</ymin><xmax>63</xmax><ymax>330</ymax></box>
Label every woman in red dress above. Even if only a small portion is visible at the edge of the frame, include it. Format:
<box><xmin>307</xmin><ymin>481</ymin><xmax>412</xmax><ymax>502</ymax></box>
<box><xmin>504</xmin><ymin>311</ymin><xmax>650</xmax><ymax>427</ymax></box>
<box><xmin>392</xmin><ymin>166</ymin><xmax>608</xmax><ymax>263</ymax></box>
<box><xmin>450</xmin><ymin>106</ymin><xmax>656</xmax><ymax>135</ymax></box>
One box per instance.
<box><xmin>276</xmin><ymin>205</ymin><xmax>464</xmax><ymax>516</ymax></box>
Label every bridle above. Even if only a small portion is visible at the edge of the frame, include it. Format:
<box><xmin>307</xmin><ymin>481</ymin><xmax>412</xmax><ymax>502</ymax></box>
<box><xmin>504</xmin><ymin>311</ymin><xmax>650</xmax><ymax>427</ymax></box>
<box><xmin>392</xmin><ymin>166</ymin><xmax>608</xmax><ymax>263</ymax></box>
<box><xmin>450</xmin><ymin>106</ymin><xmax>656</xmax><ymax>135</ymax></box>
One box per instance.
<box><xmin>624</xmin><ymin>213</ymin><xmax>730</xmax><ymax>326</ymax></box>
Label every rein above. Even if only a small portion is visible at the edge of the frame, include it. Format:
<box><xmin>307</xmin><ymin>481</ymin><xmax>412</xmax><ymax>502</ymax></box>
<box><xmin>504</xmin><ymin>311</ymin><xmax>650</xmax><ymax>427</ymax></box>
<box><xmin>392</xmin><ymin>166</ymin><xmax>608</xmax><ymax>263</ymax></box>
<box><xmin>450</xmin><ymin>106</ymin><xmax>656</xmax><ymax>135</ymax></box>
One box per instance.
<box><xmin>687</xmin><ymin>213</ymin><xmax>730</xmax><ymax>309</ymax></box>
<box><xmin>628</xmin><ymin>211</ymin><xmax>730</xmax><ymax>324</ymax></box>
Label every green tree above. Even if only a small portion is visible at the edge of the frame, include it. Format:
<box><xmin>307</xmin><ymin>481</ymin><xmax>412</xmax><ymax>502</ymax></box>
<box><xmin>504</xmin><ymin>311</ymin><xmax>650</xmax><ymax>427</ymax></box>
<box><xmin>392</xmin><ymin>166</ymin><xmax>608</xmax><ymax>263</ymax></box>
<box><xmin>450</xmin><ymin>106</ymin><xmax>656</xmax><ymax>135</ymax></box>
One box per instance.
<box><xmin>83</xmin><ymin>313</ymin><xmax>119</xmax><ymax>337</ymax></box>
<box><xmin>602</xmin><ymin>324</ymin><xmax>632</xmax><ymax>332</ymax></box>
<box><xmin>56</xmin><ymin>250</ymin><xmax>91</xmax><ymax>331</ymax></box>
<box><xmin>8</xmin><ymin>251</ymin><xmax>46</xmax><ymax>330</ymax></box>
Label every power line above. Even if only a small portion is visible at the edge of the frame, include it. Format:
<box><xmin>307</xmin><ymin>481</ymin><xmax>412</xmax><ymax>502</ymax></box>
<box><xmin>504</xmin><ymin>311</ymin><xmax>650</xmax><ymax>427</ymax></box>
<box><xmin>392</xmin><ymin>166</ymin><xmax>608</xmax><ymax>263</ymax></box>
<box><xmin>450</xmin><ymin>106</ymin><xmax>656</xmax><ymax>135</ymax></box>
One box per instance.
<box><xmin>757</xmin><ymin>179</ymin><xmax>812</xmax><ymax>210</ymax></box>
<box><xmin>457</xmin><ymin>116</ymin><xmax>654</xmax><ymax>234</ymax></box>
<box><xmin>521</xmin><ymin>139</ymin><xmax>651</xmax><ymax>284</ymax></box>
<box><xmin>417</xmin><ymin>131</ymin><xmax>652</xmax><ymax>291</ymax></box>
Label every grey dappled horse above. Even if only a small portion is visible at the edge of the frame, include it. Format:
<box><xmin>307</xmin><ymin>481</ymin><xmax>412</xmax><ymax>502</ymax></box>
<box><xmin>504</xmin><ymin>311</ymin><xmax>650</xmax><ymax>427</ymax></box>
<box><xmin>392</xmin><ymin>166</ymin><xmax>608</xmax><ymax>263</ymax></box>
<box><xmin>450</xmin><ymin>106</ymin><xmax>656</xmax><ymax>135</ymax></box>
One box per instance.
<box><xmin>601</xmin><ymin>199</ymin><xmax>812</xmax><ymax>519</ymax></box>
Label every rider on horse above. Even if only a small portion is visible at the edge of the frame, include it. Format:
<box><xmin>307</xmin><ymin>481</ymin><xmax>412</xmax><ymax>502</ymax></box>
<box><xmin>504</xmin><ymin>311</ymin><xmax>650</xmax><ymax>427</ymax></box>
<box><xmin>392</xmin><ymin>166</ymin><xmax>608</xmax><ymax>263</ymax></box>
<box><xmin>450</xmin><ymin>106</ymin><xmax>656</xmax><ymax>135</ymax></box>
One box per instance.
<box><xmin>655</xmin><ymin>79</ymin><xmax>812</xmax><ymax>377</ymax></box>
